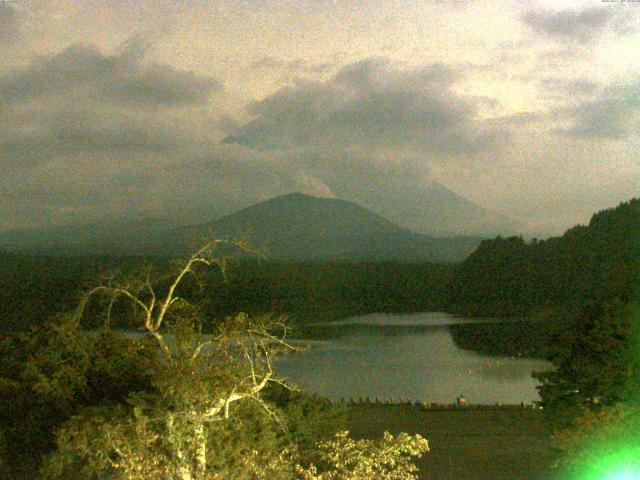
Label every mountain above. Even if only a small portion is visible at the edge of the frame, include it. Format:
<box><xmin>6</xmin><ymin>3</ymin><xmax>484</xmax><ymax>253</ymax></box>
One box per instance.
<box><xmin>0</xmin><ymin>193</ymin><xmax>484</xmax><ymax>262</ymax></box>
<box><xmin>178</xmin><ymin>192</ymin><xmax>482</xmax><ymax>263</ymax></box>
<box><xmin>334</xmin><ymin>181</ymin><xmax>522</xmax><ymax>237</ymax></box>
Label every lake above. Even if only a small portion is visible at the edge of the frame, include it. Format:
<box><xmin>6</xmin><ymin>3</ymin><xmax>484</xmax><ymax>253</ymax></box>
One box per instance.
<box><xmin>276</xmin><ymin>312</ymin><xmax>552</xmax><ymax>405</ymax></box>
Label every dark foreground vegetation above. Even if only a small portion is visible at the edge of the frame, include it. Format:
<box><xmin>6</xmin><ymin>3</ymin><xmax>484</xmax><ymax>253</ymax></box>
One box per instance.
<box><xmin>2</xmin><ymin>200</ymin><xmax>637</xmax><ymax>343</ymax></box>
<box><xmin>348</xmin><ymin>404</ymin><xmax>557</xmax><ymax>480</ymax></box>
<box><xmin>0</xmin><ymin>254</ymin><xmax>453</xmax><ymax>333</ymax></box>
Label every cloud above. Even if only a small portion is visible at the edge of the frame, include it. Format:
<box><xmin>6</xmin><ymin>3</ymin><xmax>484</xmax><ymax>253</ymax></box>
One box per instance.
<box><xmin>539</xmin><ymin>77</ymin><xmax>599</xmax><ymax>96</ymax></box>
<box><xmin>0</xmin><ymin>48</ymin><xmax>514</xmax><ymax>233</ymax></box>
<box><xmin>522</xmin><ymin>7</ymin><xmax>613</xmax><ymax>42</ymax></box>
<box><xmin>0</xmin><ymin>4</ymin><xmax>19</xmax><ymax>44</ymax></box>
<box><xmin>1</xmin><ymin>109</ymin><xmax>185</xmax><ymax>173</ymax></box>
<box><xmin>0</xmin><ymin>37</ymin><xmax>225</xmax><ymax>176</ymax></box>
<box><xmin>0</xmin><ymin>38</ymin><xmax>233</xmax><ymax>229</ymax></box>
<box><xmin>223</xmin><ymin>58</ymin><xmax>506</xmax><ymax>158</ymax></box>
<box><xmin>0</xmin><ymin>40</ymin><xmax>222</xmax><ymax>107</ymax></box>
<box><xmin>0</xmin><ymin>39</ymin><xmax>324</xmax><ymax>228</ymax></box>
<box><xmin>558</xmin><ymin>80</ymin><xmax>640</xmax><ymax>139</ymax></box>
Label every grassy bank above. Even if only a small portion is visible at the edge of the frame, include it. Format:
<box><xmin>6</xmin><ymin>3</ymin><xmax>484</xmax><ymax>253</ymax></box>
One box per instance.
<box><xmin>347</xmin><ymin>404</ymin><xmax>560</xmax><ymax>480</ymax></box>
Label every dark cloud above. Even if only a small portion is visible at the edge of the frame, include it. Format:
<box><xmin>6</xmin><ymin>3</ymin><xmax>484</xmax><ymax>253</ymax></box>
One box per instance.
<box><xmin>1</xmin><ymin>171</ymin><xmax>154</xmax><ymax>209</ymax></box>
<box><xmin>532</xmin><ymin>76</ymin><xmax>603</xmax><ymax>105</ymax></box>
<box><xmin>0</xmin><ymin>41</ymin><xmax>222</xmax><ymax>107</ymax></box>
<box><xmin>0</xmin><ymin>4</ymin><xmax>19</xmax><ymax>44</ymax></box>
<box><xmin>558</xmin><ymin>80</ymin><xmax>640</xmax><ymax>139</ymax></box>
<box><xmin>0</xmin><ymin>38</ymin><xmax>230</xmax><ymax>229</ymax></box>
<box><xmin>223</xmin><ymin>58</ymin><xmax>506</xmax><ymax>157</ymax></box>
<box><xmin>0</xmin><ymin>38</ymin><xmax>224</xmax><ymax>176</ymax></box>
<box><xmin>0</xmin><ymin>139</ymin><xmax>301</xmax><ymax>229</ymax></box>
<box><xmin>522</xmin><ymin>7</ymin><xmax>612</xmax><ymax>41</ymax></box>
<box><xmin>486</xmin><ymin>111</ymin><xmax>545</xmax><ymax>129</ymax></box>
<box><xmin>1</xmin><ymin>108</ymin><xmax>186</xmax><ymax>172</ymax></box>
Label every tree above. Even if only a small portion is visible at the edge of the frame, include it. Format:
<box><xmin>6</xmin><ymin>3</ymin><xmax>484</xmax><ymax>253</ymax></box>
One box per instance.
<box><xmin>533</xmin><ymin>297</ymin><xmax>639</xmax><ymax>428</ymax></box>
<box><xmin>40</xmin><ymin>241</ymin><xmax>298</xmax><ymax>480</ymax></box>
<box><xmin>295</xmin><ymin>431</ymin><xmax>429</xmax><ymax>480</ymax></box>
<box><xmin>0</xmin><ymin>318</ymin><xmax>155</xmax><ymax>478</ymax></box>
<box><xmin>532</xmin><ymin>295</ymin><xmax>640</xmax><ymax>478</ymax></box>
<box><xmin>552</xmin><ymin>402</ymin><xmax>640</xmax><ymax>479</ymax></box>
<box><xmin>0</xmin><ymin>428</ymin><xmax>8</xmax><ymax>479</ymax></box>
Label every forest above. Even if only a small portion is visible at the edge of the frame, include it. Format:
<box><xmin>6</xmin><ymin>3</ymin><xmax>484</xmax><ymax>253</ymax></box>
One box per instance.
<box><xmin>447</xmin><ymin>198</ymin><xmax>640</xmax><ymax>318</ymax></box>
<box><xmin>0</xmin><ymin>255</ymin><xmax>453</xmax><ymax>334</ymax></box>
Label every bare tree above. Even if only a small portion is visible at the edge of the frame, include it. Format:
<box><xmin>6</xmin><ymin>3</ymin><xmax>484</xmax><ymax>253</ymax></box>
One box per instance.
<box><xmin>54</xmin><ymin>240</ymin><xmax>295</xmax><ymax>480</ymax></box>
<box><xmin>41</xmin><ymin>241</ymin><xmax>429</xmax><ymax>480</ymax></box>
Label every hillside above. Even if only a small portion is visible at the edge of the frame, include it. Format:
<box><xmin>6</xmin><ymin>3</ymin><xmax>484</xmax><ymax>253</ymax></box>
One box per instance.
<box><xmin>446</xmin><ymin>198</ymin><xmax>640</xmax><ymax>317</ymax></box>
<box><xmin>179</xmin><ymin>192</ymin><xmax>482</xmax><ymax>263</ymax></box>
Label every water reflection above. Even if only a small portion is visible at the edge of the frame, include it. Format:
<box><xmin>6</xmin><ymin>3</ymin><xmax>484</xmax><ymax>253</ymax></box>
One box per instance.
<box><xmin>277</xmin><ymin>312</ymin><xmax>551</xmax><ymax>404</ymax></box>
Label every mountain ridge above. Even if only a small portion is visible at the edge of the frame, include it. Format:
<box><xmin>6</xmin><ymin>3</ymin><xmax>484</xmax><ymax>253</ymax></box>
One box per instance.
<box><xmin>0</xmin><ymin>192</ymin><xmax>486</xmax><ymax>262</ymax></box>
<box><xmin>178</xmin><ymin>192</ymin><xmax>483</xmax><ymax>263</ymax></box>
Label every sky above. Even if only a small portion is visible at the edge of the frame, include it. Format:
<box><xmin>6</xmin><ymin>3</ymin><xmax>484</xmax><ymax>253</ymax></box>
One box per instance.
<box><xmin>1</xmin><ymin>0</ymin><xmax>639</xmax><ymax>235</ymax></box>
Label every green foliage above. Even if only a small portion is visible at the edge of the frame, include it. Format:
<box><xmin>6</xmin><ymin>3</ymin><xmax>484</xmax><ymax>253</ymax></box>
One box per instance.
<box><xmin>1</xmin><ymin>244</ymin><xmax>430</xmax><ymax>479</ymax></box>
<box><xmin>208</xmin><ymin>260</ymin><xmax>453</xmax><ymax>324</ymax></box>
<box><xmin>0</xmin><ymin>428</ymin><xmax>8</xmax><ymax>479</ymax></box>
<box><xmin>296</xmin><ymin>430</ymin><xmax>429</xmax><ymax>480</ymax></box>
<box><xmin>0</xmin><ymin>254</ymin><xmax>160</xmax><ymax>332</ymax></box>
<box><xmin>533</xmin><ymin>298</ymin><xmax>639</xmax><ymax>428</ymax></box>
<box><xmin>449</xmin><ymin>320</ymin><xmax>558</xmax><ymax>359</ymax></box>
<box><xmin>0</xmin><ymin>325</ymin><xmax>154</xmax><ymax>478</ymax></box>
<box><xmin>40</xmin><ymin>324</ymin><xmax>348</xmax><ymax>479</ymax></box>
<box><xmin>264</xmin><ymin>384</ymin><xmax>348</xmax><ymax>462</ymax></box>
<box><xmin>42</xmin><ymin>399</ymin><xmax>297</xmax><ymax>480</ymax></box>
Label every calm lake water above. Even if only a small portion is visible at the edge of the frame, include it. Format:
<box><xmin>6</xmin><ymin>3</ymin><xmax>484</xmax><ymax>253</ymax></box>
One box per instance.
<box><xmin>276</xmin><ymin>312</ymin><xmax>552</xmax><ymax>405</ymax></box>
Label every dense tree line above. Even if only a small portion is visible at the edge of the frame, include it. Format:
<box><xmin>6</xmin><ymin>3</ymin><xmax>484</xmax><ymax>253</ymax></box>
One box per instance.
<box><xmin>531</xmin><ymin>295</ymin><xmax>640</xmax><ymax>476</ymax></box>
<box><xmin>0</xmin><ymin>254</ymin><xmax>163</xmax><ymax>332</ymax></box>
<box><xmin>3</xmin><ymin>198</ymin><xmax>637</xmax><ymax>335</ymax></box>
<box><xmin>446</xmin><ymin>198</ymin><xmax>640</xmax><ymax>318</ymax></box>
<box><xmin>487</xmin><ymin>200</ymin><xmax>640</xmax><ymax>474</ymax></box>
<box><xmin>0</xmin><ymin>254</ymin><xmax>453</xmax><ymax>334</ymax></box>
<box><xmin>535</xmin><ymin>297</ymin><xmax>640</xmax><ymax>425</ymax></box>
<box><xmin>208</xmin><ymin>261</ymin><xmax>452</xmax><ymax>327</ymax></box>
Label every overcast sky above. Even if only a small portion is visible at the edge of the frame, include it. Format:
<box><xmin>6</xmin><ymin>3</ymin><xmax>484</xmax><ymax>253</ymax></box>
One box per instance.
<box><xmin>1</xmin><ymin>0</ymin><xmax>639</xmax><ymax>235</ymax></box>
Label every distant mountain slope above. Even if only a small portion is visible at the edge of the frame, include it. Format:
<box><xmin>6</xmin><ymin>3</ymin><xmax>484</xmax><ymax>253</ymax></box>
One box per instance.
<box><xmin>179</xmin><ymin>192</ymin><xmax>482</xmax><ymax>263</ymax></box>
<box><xmin>446</xmin><ymin>198</ymin><xmax>640</xmax><ymax>316</ymax></box>
<box><xmin>337</xmin><ymin>181</ymin><xmax>522</xmax><ymax>237</ymax></box>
